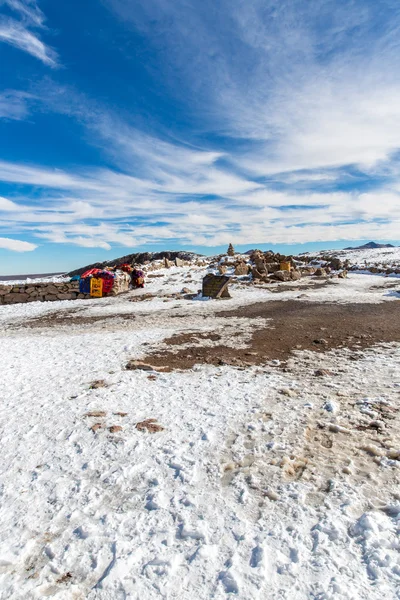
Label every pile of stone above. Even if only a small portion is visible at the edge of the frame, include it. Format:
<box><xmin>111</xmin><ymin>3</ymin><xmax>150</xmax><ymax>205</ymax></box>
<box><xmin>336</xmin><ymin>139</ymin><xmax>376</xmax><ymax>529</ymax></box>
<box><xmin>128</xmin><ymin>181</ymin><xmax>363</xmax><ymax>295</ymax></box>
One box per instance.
<box><xmin>0</xmin><ymin>281</ymin><xmax>83</xmax><ymax>305</ymax></box>
<box><xmin>249</xmin><ymin>250</ymin><xmax>302</xmax><ymax>283</ymax></box>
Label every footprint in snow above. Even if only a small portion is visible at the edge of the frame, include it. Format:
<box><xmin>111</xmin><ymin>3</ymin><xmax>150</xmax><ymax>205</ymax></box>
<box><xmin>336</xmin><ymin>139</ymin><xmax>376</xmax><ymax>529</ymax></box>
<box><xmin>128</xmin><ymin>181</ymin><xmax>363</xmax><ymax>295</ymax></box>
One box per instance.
<box><xmin>250</xmin><ymin>545</ymin><xmax>263</xmax><ymax>568</ymax></box>
<box><xmin>218</xmin><ymin>570</ymin><xmax>239</xmax><ymax>594</ymax></box>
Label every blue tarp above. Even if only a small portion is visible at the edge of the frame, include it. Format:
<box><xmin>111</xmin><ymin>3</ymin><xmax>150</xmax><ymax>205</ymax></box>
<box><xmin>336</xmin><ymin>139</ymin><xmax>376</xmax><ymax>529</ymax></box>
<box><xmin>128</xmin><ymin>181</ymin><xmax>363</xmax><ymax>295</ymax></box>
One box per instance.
<box><xmin>79</xmin><ymin>278</ymin><xmax>91</xmax><ymax>294</ymax></box>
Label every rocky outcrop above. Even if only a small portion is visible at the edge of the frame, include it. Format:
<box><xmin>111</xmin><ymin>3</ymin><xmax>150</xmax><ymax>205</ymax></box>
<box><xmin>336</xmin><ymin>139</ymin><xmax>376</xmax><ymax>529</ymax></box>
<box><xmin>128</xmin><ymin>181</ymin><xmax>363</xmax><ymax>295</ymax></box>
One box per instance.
<box><xmin>68</xmin><ymin>250</ymin><xmax>202</xmax><ymax>277</ymax></box>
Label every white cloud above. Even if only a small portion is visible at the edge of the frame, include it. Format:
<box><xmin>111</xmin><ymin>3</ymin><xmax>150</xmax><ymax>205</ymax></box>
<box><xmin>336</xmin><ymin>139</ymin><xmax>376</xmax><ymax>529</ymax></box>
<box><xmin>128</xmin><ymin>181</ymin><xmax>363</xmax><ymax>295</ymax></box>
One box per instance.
<box><xmin>0</xmin><ymin>236</ymin><xmax>37</xmax><ymax>251</ymax></box>
<box><xmin>2</xmin><ymin>0</ymin><xmax>45</xmax><ymax>26</ymax></box>
<box><xmin>2</xmin><ymin>0</ymin><xmax>400</xmax><ymax>252</ymax></box>
<box><xmin>0</xmin><ymin>155</ymin><xmax>399</xmax><ymax>250</ymax></box>
<box><xmin>104</xmin><ymin>0</ymin><xmax>400</xmax><ymax>178</ymax></box>
<box><xmin>0</xmin><ymin>16</ymin><xmax>57</xmax><ymax>66</ymax></box>
<box><xmin>0</xmin><ymin>90</ymin><xmax>33</xmax><ymax>120</ymax></box>
<box><xmin>0</xmin><ymin>195</ymin><xmax>24</xmax><ymax>210</ymax></box>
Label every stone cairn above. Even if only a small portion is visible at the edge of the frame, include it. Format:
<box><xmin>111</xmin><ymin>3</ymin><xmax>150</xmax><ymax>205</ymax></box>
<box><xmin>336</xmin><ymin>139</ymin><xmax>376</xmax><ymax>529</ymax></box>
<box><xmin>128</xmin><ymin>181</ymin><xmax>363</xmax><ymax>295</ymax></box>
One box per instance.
<box><xmin>227</xmin><ymin>243</ymin><xmax>235</xmax><ymax>257</ymax></box>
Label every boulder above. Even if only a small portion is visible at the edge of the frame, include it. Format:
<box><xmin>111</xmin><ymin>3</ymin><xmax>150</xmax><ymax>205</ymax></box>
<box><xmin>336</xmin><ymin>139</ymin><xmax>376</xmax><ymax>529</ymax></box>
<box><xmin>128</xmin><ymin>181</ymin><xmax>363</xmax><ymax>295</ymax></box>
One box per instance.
<box><xmin>234</xmin><ymin>262</ymin><xmax>248</xmax><ymax>276</ymax></box>
<box><xmin>252</xmin><ymin>267</ymin><xmax>264</xmax><ymax>280</ymax></box>
<box><xmin>290</xmin><ymin>270</ymin><xmax>301</xmax><ymax>281</ymax></box>
<box><xmin>255</xmin><ymin>259</ymin><xmax>267</xmax><ymax>273</ymax></box>
<box><xmin>44</xmin><ymin>286</ymin><xmax>59</xmax><ymax>295</ymax></box>
<box><xmin>315</xmin><ymin>267</ymin><xmax>327</xmax><ymax>277</ymax></box>
<box><xmin>266</xmin><ymin>262</ymin><xmax>281</xmax><ymax>273</ymax></box>
<box><xmin>4</xmin><ymin>293</ymin><xmax>29</xmax><ymax>303</ymax></box>
<box><xmin>329</xmin><ymin>258</ymin><xmax>343</xmax><ymax>271</ymax></box>
<box><xmin>273</xmin><ymin>270</ymin><xmax>291</xmax><ymax>282</ymax></box>
<box><xmin>338</xmin><ymin>270</ymin><xmax>348</xmax><ymax>279</ymax></box>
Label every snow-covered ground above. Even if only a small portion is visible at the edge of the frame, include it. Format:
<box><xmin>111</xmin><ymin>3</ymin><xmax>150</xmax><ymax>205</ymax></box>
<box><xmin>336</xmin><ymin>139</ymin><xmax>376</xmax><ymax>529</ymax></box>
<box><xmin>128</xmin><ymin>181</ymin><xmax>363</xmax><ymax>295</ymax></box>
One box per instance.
<box><xmin>0</xmin><ymin>275</ymin><xmax>70</xmax><ymax>286</ymax></box>
<box><xmin>0</xmin><ymin>269</ymin><xmax>399</xmax><ymax>599</ymax></box>
<box><xmin>302</xmin><ymin>246</ymin><xmax>400</xmax><ymax>272</ymax></box>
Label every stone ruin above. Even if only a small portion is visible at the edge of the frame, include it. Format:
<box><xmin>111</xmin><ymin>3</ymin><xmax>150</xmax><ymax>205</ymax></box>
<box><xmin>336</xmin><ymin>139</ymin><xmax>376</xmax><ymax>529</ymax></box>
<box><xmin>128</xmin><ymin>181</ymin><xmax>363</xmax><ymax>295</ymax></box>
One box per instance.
<box><xmin>0</xmin><ymin>280</ymin><xmax>82</xmax><ymax>305</ymax></box>
<box><xmin>211</xmin><ymin>247</ymin><xmax>351</xmax><ymax>285</ymax></box>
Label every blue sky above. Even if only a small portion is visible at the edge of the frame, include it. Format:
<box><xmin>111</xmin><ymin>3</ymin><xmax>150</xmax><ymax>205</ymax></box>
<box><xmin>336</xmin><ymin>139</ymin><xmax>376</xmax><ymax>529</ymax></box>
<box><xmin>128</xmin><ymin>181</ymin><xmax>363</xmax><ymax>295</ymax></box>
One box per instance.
<box><xmin>0</xmin><ymin>0</ymin><xmax>400</xmax><ymax>274</ymax></box>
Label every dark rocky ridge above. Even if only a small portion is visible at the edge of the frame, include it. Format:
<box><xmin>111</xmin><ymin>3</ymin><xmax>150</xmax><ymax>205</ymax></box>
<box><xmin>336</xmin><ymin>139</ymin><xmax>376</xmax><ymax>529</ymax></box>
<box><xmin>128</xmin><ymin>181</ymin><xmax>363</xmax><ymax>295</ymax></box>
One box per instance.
<box><xmin>344</xmin><ymin>241</ymin><xmax>395</xmax><ymax>250</ymax></box>
<box><xmin>68</xmin><ymin>250</ymin><xmax>202</xmax><ymax>277</ymax></box>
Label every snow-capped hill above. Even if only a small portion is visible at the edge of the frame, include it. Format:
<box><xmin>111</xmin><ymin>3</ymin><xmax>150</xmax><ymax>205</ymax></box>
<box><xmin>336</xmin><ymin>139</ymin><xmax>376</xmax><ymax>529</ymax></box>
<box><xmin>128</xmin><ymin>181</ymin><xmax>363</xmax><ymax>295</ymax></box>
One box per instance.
<box><xmin>344</xmin><ymin>241</ymin><xmax>395</xmax><ymax>250</ymax></box>
<box><xmin>300</xmin><ymin>245</ymin><xmax>400</xmax><ymax>273</ymax></box>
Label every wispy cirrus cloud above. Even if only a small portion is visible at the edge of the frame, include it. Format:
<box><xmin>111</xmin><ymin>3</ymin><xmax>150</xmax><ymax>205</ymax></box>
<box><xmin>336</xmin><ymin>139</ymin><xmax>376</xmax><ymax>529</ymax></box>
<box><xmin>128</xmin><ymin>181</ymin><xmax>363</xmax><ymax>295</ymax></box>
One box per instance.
<box><xmin>0</xmin><ymin>90</ymin><xmax>32</xmax><ymax>120</ymax></box>
<box><xmin>1</xmin><ymin>0</ymin><xmax>45</xmax><ymax>26</ymax></box>
<box><xmin>0</xmin><ymin>17</ymin><xmax>57</xmax><ymax>65</ymax></box>
<box><xmin>105</xmin><ymin>0</ymin><xmax>400</xmax><ymax>178</ymax></box>
<box><xmin>0</xmin><ymin>153</ymin><xmax>399</xmax><ymax>250</ymax></box>
<box><xmin>2</xmin><ymin>0</ymin><xmax>400</xmax><ymax>254</ymax></box>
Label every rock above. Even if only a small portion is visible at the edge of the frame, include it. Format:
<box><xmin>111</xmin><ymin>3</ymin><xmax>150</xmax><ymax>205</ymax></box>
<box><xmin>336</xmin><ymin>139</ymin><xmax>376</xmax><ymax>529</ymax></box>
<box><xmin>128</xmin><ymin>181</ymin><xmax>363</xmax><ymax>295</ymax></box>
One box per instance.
<box><xmin>315</xmin><ymin>268</ymin><xmax>327</xmax><ymax>277</ymax></box>
<box><xmin>313</xmin><ymin>338</ymin><xmax>328</xmax><ymax>345</ymax></box>
<box><xmin>255</xmin><ymin>261</ymin><xmax>267</xmax><ymax>274</ymax></box>
<box><xmin>338</xmin><ymin>270</ymin><xmax>348</xmax><ymax>279</ymax></box>
<box><xmin>266</xmin><ymin>262</ymin><xmax>281</xmax><ymax>273</ymax></box>
<box><xmin>328</xmin><ymin>424</ymin><xmax>350</xmax><ymax>434</ymax></box>
<box><xmin>290</xmin><ymin>270</ymin><xmax>301</xmax><ymax>281</ymax></box>
<box><xmin>175</xmin><ymin>258</ymin><xmax>184</xmax><ymax>267</ymax></box>
<box><xmin>314</xmin><ymin>369</ymin><xmax>333</xmax><ymax>377</ymax></box>
<box><xmin>273</xmin><ymin>270</ymin><xmax>291</xmax><ymax>282</ymax></box>
<box><xmin>234</xmin><ymin>262</ymin><xmax>248</xmax><ymax>276</ymax></box>
<box><xmin>181</xmin><ymin>287</ymin><xmax>194</xmax><ymax>294</ymax></box>
<box><xmin>126</xmin><ymin>360</ymin><xmax>167</xmax><ymax>372</ymax></box>
<box><xmin>89</xmin><ymin>380</ymin><xmax>107</xmax><ymax>389</ymax></box>
<box><xmin>361</xmin><ymin>444</ymin><xmax>382</xmax><ymax>456</ymax></box>
<box><xmin>251</xmin><ymin>267</ymin><xmax>263</xmax><ymax>279</ymax></box>
<box><xmin>57</xmin><ymin>293</ymin><xmax>72</xmax><ymax>300</ymax></box>
<box><xmin>45</xmin><ymin>286</ymin><xmax>59</xmax><ymax>295</ymax></box>
<box><xmin>368</xmin><ymin>420</ymin><xmax>385</xmax><ymax>430</ymax></box>
<box><xmin>264</xmin><ymin>490</ymin><xmax>279</xmax><ymax>501</ymax></box>
<box><xmin>329</xmin><ymin>258</ymin><xmax>343</xmax><ymax>270</ymax></box>
<box><xmin>4</xmin><ymin>293</ymin><xmax>29</xmax><ymax>303</ymax></box>
<box><xmin>279</xmin><ymin>388</ymin><xmax>297</xmax><ymax>398</ymax></box>
<box><xmin>109</xmin><ymin>425</ymin><xmax>123</xmax><ymax>433</ymax></box>
<box><xmin>387</xmin><ymin>449</ymin><xmax>400</xmax><ymax>460</ymax></box>
<box><xmin>218</xmin><ymin>265</ymin><xmax>227</xmax><ymax>274</ymax></box>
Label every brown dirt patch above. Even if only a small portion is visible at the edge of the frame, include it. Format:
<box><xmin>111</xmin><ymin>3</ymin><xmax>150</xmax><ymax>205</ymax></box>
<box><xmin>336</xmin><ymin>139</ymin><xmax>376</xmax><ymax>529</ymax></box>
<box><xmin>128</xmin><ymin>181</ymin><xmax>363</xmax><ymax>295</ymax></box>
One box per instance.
<box><xmin>136</xmin><ymin>419</ymin><xmax>164</xmax><ymax>433</ymax></box>
<box><xmin>144</xmin><ymin>300</ymin><xmax>400</xmax><ymax>370</ymax></box>
<box><xmin>16</xmin><ymin>311</ymin><xmax>136</xmax><ymax>329</ymax></box>
<box><xmin>89</xmin><ymin>380</ymin><xmax>107</xmax><ymax>389</ymax></box>
<box><xmin>90</xmin><ymin>423</ymin><xmax>103</xmax><ymax>432</ymax></box>
<box><xmin>109</xmin><ymin>425</ymin><xmax>123</xmax><ymax>433</ymax></box>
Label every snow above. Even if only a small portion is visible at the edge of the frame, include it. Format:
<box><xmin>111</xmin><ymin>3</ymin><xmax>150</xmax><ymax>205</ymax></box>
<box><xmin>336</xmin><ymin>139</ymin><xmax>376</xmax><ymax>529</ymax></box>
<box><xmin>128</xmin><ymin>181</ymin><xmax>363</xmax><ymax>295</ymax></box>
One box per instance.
<box><xmin>0</xmin><ymin>265</ymin><xmax>399</xmax><ymax>599</ymax></box>
<box><xmin>0</xmin><ymin>275</ymin><xmax>69</xmax><ymax>285</ymax></box>
<box><xmin>302</xmin><ymin>246</ymin><xmax>400</xmax><ymax>272</ymax></box>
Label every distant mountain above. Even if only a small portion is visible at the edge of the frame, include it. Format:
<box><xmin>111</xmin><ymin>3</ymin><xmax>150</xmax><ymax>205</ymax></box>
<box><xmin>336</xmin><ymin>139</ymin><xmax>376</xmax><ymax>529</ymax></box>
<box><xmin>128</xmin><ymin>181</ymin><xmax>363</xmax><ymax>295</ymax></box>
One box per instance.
<box><xmin>344</xmin><ymin>241</ymin><xmax>395</xmax><ymax>250</ymax></box>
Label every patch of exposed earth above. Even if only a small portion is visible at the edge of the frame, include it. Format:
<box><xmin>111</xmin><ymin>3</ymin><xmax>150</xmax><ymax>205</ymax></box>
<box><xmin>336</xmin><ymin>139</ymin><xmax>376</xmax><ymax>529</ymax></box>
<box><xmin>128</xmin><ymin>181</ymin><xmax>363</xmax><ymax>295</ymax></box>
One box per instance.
<box><xmin>144</xmin><ymin>300</ymin><xmax>400</xmax><ymax>369</ymax></box>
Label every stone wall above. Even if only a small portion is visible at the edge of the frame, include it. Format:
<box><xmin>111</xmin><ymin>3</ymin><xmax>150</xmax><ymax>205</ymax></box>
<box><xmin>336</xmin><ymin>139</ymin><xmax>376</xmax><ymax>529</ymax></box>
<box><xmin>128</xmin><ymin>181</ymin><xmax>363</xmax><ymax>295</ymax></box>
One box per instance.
<box><xmin>0</xmin><ymin>281</ymin><xmax>87</xmax><ymax>305</ymax></box>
